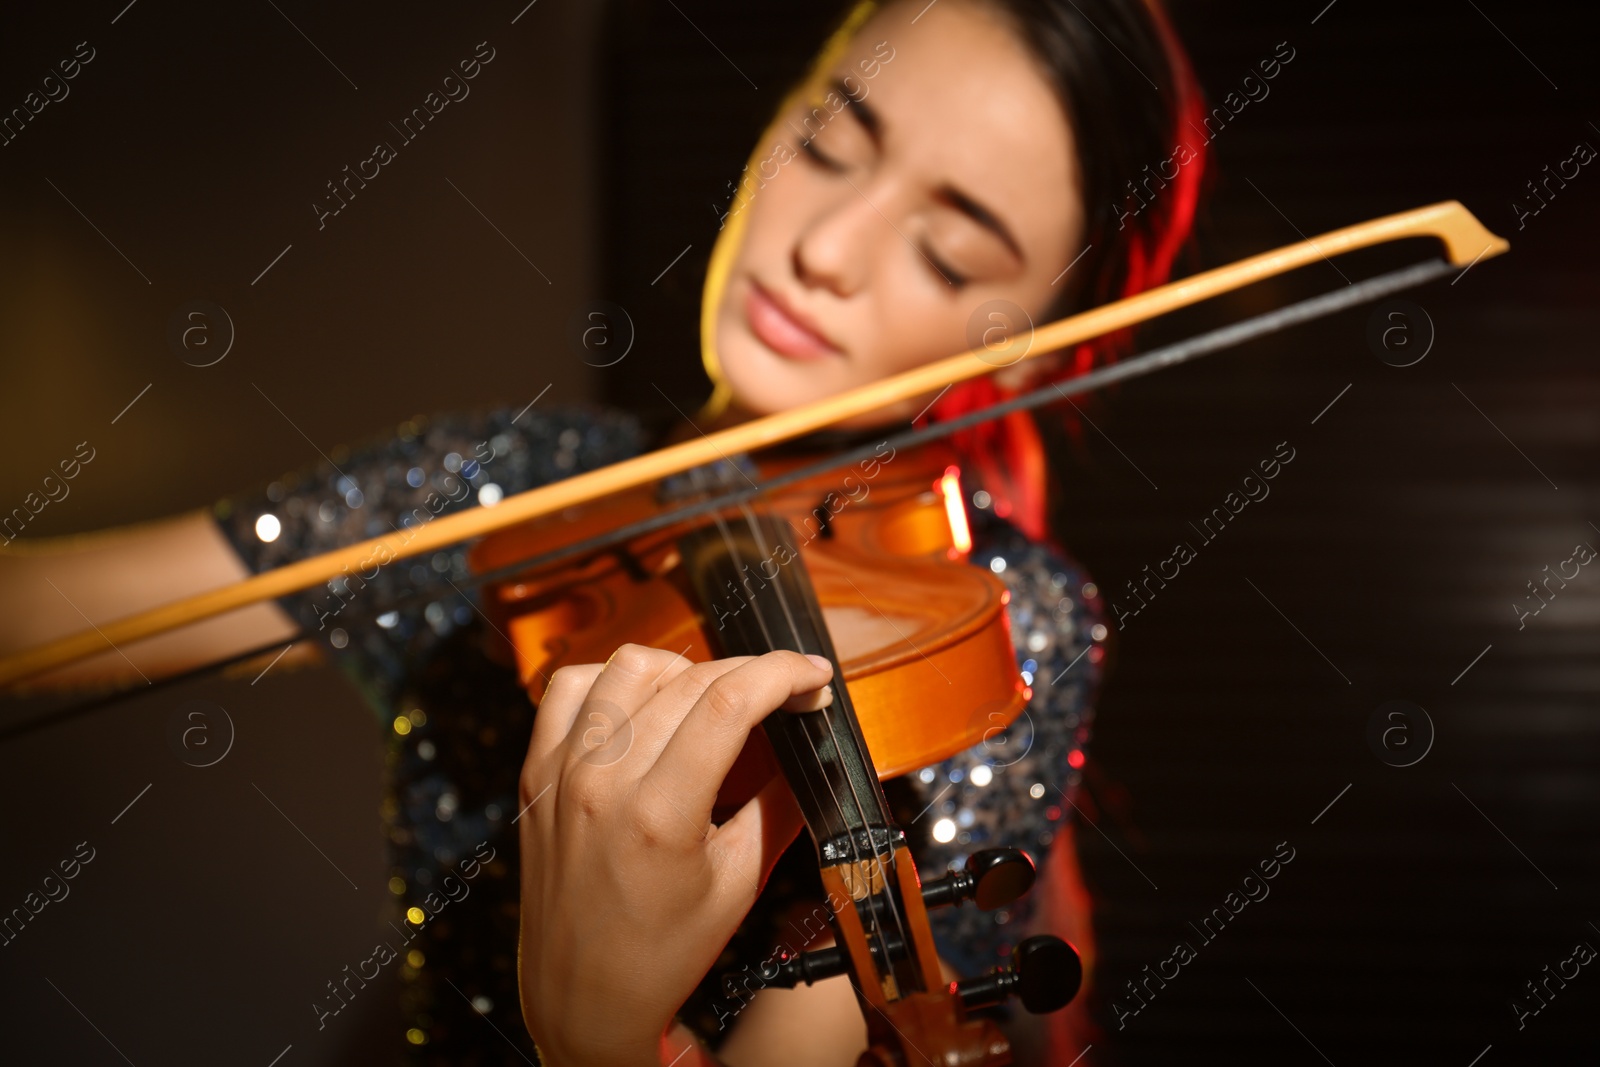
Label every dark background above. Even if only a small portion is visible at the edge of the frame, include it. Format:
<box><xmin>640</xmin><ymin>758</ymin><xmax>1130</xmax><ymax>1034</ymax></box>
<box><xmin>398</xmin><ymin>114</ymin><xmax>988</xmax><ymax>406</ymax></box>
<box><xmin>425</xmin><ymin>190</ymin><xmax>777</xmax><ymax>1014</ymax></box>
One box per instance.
<box><xmin>1</xmin><ymin>0</ymin><xmax>1595</xmax><ymax>1064</ymax></box>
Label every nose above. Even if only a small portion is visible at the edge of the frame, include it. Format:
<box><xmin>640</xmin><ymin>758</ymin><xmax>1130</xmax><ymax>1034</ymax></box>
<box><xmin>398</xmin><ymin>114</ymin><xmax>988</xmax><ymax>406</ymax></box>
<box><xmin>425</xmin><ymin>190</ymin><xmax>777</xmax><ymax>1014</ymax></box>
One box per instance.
<box><xmin>791</xmin><ymin>186</ymin><xmax>884</xmax><ymax>298</ymax></box>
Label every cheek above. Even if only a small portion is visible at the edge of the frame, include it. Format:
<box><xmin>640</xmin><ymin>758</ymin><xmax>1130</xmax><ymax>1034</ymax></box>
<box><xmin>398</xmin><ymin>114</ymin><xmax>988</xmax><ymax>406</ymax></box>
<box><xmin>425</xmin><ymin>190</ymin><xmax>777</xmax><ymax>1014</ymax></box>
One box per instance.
<box><xmin>734</xmin><ymin>141</ymin><xmax>823</xmax><ymax>247</ymax></box>
<box><xmin>862</xmin><ymin>287</ymin><xmax>968</xmax><ymax>379</ymax></box>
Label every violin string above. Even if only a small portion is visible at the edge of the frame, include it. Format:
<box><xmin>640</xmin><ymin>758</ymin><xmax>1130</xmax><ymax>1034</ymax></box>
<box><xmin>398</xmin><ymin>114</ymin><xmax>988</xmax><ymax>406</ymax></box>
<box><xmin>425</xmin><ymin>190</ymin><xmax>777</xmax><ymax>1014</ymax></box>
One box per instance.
<box><xmin>686</xmin><ymin>461</ymin><xmax>900</xmax><ymax>986</ymax></box>
<box><xmin>685</xmin><ymin>467</ymin><xmax>858</xmax><ymax>867</ymax></box>
<box><xmin>730</xmin><ymin>497</ymin><xmax>913</xmax><ymax>984</ymax></box>
<box><xmin>682</xmin><ymin>467</ymin><xmax>842</xmax><ymax>917</ymax></box>
<box><xmin>691</xmin><ymin>465</ymin><xmax>901</xmax><ymax>985</ymax></box>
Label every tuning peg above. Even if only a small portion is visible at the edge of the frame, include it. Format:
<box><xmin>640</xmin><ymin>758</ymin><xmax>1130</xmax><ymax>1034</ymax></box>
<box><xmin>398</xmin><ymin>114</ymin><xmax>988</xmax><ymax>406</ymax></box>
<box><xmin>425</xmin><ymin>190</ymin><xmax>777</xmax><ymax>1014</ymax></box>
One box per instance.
<box><xmin>954</xmin><ymin>935</ymin><xmax>1082</xmax><ymax>1015</ymax></box>
<box><xmin>723</xmin><ymin>944</ymin><xmax>841</xmax><ymax>996</ymax></box>
<box><xmin>921</xmin><ymin>848</ymin><xmax>1036</xmax><ymax>912</ymax></box>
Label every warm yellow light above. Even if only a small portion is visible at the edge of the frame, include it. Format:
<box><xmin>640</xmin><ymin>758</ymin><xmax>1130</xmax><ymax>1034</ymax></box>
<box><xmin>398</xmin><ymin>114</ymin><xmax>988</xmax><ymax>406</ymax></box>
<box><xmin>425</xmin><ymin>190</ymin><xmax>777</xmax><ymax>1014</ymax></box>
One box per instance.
<box><xmin>406</xmin><ymin>1028</ymin><xmax>428</xmax><ymax>1045</ymax></box>
<box><xmin>407</xmin><ymin>907</ymin><xmax>426</xmax><ymax>925</ymax></box>
<box><xmin>939</xmin><ymin>467</ymin><xmax>972</xmax><ymax>554</ymax></box>
<box><xmin>407</xmin><ymin>949</ymin><xmax>425</xmax><ymax>968</ymax></box>
<box><xmin>388</xmin><ymin>876</ymin><xmax>406</xmax><ymax>895</ymax></box>
<box><xmin>393</xmin><ymin>716</ymin><xmax>412</xmax><ymax>736</ymax></box>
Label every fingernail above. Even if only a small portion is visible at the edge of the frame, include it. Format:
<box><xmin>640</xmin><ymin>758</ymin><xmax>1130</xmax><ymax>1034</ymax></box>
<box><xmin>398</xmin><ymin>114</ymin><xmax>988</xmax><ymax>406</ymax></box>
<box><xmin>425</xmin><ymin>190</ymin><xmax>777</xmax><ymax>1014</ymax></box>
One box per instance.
<box><xmin>804</xmin><ymin>653</ymin><xmax>833</xmax><ymax>673</ymax></box>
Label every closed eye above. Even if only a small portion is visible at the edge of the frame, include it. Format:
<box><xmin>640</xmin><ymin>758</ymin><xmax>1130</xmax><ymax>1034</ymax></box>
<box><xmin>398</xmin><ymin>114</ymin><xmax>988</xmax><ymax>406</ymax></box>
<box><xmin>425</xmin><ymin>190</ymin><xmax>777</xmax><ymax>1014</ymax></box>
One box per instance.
<box><xmin>922</xmin><ymin>246</ymin><xmax>968</xmax><ymax>289</ymax></box>
<box><xmin>799</xmin><ymin>137</ymin><xmax>847</xmax><ymax>173</ymax></box>
<box><xmin>799</xmin><ymin>120</ymin><xmax>966</xmax><ymax>288</ymax></box>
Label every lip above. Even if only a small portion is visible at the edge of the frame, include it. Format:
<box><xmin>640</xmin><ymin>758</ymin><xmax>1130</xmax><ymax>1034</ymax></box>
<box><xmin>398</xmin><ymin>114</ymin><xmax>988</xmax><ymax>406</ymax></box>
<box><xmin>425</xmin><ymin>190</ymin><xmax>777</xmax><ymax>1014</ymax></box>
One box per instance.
<box><xmin>744</xmin><ymin>278</ymin><xmax>842</xmax><ymax>361</ymax></box>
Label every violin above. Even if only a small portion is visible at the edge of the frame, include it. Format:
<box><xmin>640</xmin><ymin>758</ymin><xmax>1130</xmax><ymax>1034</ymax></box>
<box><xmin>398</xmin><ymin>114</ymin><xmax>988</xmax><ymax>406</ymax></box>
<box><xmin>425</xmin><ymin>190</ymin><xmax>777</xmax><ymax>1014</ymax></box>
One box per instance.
<box><xmin>474</xmin><ymin>436</ymin><xmax>1059</xmax><ymax>1063</ymax></box>
<box><xmin>0</xmin><ymin>202</ymin><xmax>1509</xmax><ymax>1064</ymax></box>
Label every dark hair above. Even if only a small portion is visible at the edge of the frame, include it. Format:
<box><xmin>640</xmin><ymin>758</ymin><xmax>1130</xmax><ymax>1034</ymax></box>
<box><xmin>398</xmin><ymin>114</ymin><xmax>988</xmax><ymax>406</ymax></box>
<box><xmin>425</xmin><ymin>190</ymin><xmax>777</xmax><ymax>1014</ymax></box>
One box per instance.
<box><xmin>983</xmin><ymin>0</ymin><xmax>1205</xmax><ymax>317</ymax></box>
<box><xmin>912</xmin><ymin>0</ymin><xmax>1210</xmax><ymax>540</ymax></box>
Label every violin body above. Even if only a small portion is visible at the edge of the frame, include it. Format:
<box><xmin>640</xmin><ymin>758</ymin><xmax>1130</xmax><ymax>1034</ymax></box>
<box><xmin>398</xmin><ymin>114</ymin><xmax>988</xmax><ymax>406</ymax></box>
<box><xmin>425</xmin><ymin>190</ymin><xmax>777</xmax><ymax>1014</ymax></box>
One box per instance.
<box><xmin>470</xmin><ymin>441</ymin><xmax>1028</xmax><ymax>809</ymax></box>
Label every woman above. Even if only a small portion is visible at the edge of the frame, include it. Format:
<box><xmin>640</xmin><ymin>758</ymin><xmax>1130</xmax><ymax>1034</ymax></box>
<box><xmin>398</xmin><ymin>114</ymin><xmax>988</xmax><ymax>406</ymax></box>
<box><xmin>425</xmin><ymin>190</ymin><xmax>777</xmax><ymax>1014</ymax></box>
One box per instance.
<box><xmin>0</xmin><ymin>0</ymin><xmax>1204</xmax><ymax>1062</ymax></box>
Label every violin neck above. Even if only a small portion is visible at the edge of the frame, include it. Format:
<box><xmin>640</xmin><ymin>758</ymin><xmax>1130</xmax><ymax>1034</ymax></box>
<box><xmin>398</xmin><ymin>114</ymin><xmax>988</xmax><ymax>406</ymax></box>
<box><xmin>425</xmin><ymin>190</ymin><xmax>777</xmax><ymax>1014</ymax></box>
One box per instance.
<box><xmin>677</xmin><ymin>511</ymin><xmax>897</xmax><ymax>850</ymax></box>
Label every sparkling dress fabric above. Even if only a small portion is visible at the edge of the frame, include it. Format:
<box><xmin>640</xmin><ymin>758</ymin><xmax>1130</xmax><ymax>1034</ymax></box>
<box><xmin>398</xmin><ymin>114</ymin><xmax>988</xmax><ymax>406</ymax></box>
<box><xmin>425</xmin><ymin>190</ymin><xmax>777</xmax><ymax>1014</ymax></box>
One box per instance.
<box><xmin>215</xmin><ymin>405</ymin><xmax>1107</xmax><ymax>1064</ymax></box>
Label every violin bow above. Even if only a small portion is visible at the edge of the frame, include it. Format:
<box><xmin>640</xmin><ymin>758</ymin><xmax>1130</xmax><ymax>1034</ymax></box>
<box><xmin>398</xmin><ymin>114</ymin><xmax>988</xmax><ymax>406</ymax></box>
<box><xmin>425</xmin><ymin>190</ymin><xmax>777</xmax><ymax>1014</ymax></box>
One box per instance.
<box><xmin>0</xmin><ymin>201</ymin><xmax>1508</xmax><ymax>689</ymax></box>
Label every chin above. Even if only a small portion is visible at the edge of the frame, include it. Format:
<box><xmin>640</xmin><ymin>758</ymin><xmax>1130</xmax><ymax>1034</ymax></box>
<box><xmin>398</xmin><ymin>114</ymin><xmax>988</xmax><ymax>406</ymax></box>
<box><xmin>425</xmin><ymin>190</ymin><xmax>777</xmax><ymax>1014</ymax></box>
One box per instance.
<box><xmin>720</xmin><ymin>350</ymin><xmax>814</xmax><ymax>415</ymax></box>
<box><xmin>716</xmin><ymin>327</ymin><xmax>830</xmax><ymax>416</ymax></box>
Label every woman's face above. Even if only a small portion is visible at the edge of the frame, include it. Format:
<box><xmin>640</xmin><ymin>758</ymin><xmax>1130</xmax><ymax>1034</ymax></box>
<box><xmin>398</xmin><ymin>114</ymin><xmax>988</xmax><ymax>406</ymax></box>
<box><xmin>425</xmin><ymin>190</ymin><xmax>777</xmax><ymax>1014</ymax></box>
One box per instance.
<box><xmin>711</xmin><ymin>0</ymin><xmax>1085</xmax><ymax>425</ymax></box>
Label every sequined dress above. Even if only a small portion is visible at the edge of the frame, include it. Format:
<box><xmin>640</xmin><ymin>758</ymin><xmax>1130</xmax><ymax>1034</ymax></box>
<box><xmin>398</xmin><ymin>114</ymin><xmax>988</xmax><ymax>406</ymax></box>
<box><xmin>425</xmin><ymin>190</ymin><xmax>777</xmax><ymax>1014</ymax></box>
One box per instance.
<box><xmin>215</xmin><ymin>405</ymin><xmax>1108</xmax><ymax>1065</ymax></box>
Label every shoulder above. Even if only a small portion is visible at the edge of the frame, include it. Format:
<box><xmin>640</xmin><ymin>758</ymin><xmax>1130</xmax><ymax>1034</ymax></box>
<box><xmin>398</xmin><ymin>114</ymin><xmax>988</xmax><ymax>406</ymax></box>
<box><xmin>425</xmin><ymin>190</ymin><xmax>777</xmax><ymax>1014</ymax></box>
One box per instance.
<box><xmin>965</xmin><ymin>508</ymin><xmax>1109</xmax><ymax>689</ymax></box>
<box><xmin>398</xmin><ymin>403</ymin><xmax>648</xmax><ymax>480</ymax></box>
<box><xmin>968</xmin><ymin>511</ymin><xmax>1104</xmax><ymax>626</ymax></box>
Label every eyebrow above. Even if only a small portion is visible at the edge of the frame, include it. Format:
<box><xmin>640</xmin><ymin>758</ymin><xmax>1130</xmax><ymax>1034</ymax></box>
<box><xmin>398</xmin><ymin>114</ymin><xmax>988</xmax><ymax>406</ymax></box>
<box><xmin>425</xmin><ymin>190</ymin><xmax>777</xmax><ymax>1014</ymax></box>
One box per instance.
<box><xmin>932</xmin><ymin>183</ymin><xmax>1025</xmax><ymax>264</ymax></box>
<box><xmin>829</xmin><ymin>77</ymin><xmax>882</xmax><ymax>147</ymax></box>
<box><xmin>827</xmin><ymin>78</ymin><xmax>1025</xmax><ymax>265</ymax></box>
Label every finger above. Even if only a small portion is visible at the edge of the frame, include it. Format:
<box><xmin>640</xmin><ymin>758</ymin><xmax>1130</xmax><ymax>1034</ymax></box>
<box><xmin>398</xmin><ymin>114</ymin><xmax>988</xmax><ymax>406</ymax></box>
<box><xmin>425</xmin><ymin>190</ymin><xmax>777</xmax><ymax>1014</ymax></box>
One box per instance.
<box><xmin>642</xmin><ymin>650</ymin><xmax>833</xmax><ymax>829</ymax></box>
<box><xmin>603</xmin><ymin>653</ymin><xmax>759</xmax><ymax>768</ymax></box>
<box><xmin>527</xmin><ymin>663</ymin><xmax>605</xmax><ymax>763</ymax></box>
<box><xmin>561</xmin><ymin>644</ymin><xmax>714</xmax><ymax>767</ymax></box>
<box><xmin>709</xmin><ymin>770</ymin><xmax>806</xmax><ymax>910</ymax></box>
<box><xmin>565</xmin><ymin>643</ymin><xmax>699</xmax><ymax>735</ymax></box>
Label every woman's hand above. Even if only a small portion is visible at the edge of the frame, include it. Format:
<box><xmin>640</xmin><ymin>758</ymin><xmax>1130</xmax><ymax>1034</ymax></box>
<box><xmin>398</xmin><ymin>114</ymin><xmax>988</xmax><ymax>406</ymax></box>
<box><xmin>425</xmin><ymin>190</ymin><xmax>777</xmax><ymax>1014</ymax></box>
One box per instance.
<box><xmin>517</xmin><ymin>644</ymin><xmax>835</xmax><ymax>1067</ymax></box>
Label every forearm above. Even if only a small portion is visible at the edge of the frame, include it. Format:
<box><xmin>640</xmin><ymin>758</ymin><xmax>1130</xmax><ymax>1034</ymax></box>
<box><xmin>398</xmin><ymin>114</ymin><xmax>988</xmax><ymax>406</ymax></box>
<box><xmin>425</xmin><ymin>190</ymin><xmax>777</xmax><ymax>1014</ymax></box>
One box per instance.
<box><xmin>0</xmin><ymin>510</ymin><xmax>301</xmax><ymax>691</ymax></box>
